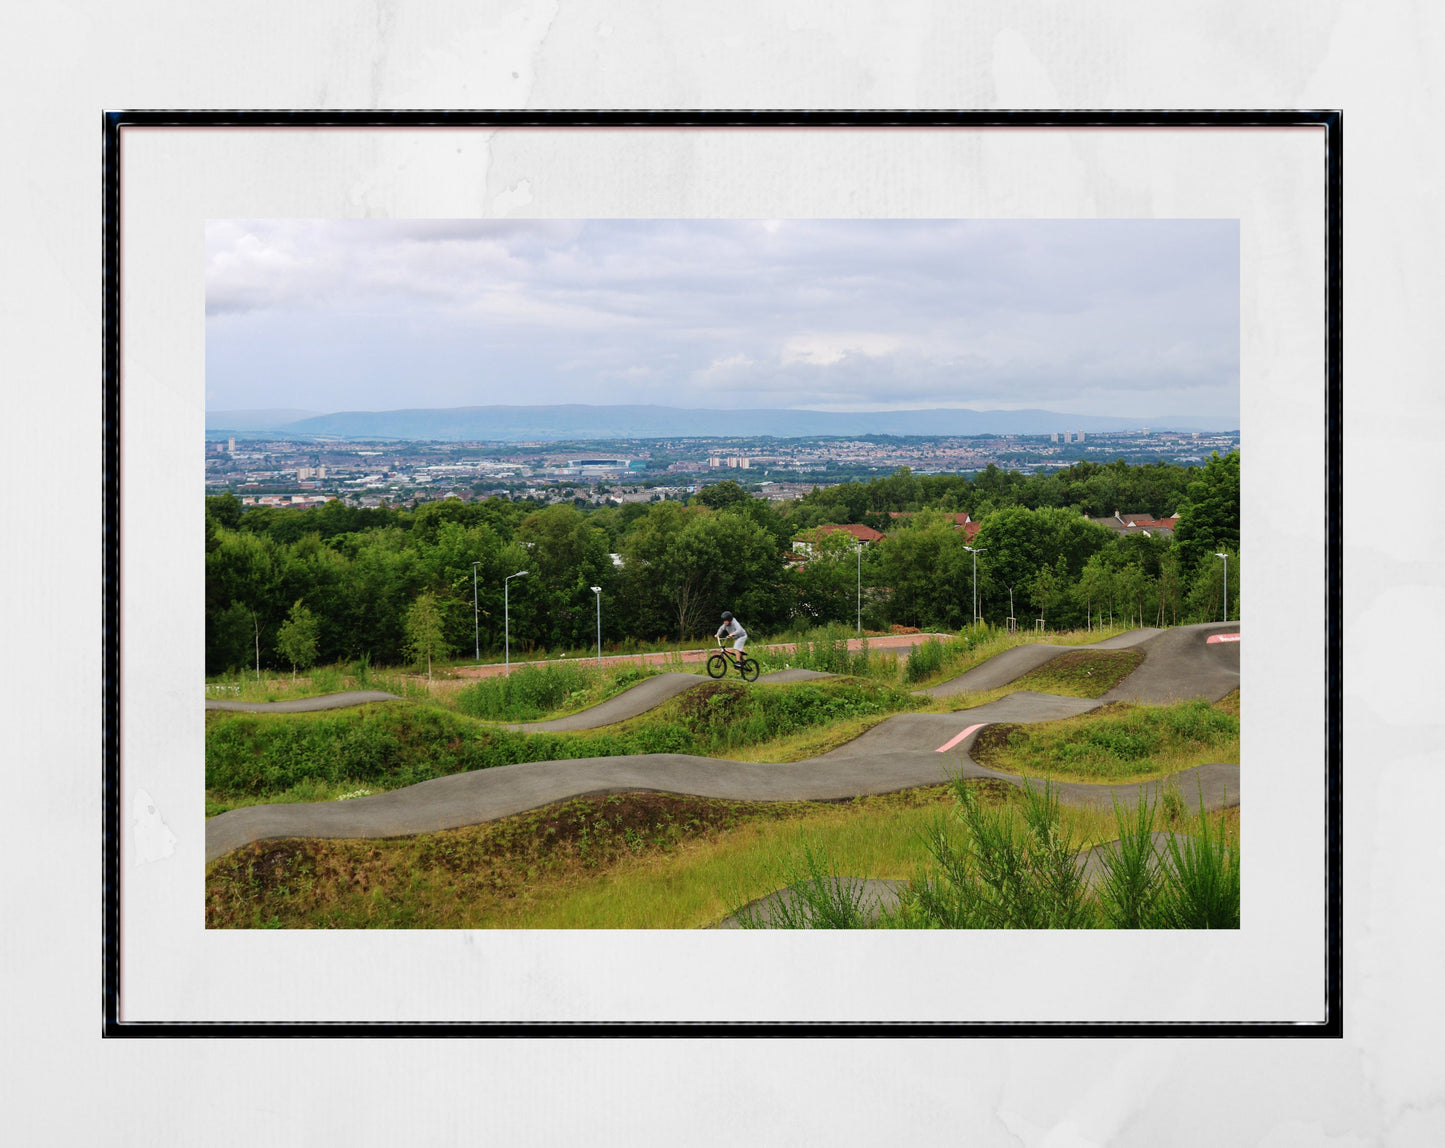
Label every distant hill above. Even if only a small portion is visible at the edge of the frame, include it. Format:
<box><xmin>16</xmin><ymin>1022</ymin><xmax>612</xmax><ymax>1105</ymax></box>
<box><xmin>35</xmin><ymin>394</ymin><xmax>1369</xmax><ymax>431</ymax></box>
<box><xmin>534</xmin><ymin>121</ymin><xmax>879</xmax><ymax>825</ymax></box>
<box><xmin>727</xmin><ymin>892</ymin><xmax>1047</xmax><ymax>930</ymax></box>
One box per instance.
<box><xmin>206</xmin><ymin>409</ymin><xmax>324</xmax><ymax>433</ymax></box>
<box><xmin>205</xmin><ymin>404</ymin><xmax>1238</xmax><ymax>442</ymax></box>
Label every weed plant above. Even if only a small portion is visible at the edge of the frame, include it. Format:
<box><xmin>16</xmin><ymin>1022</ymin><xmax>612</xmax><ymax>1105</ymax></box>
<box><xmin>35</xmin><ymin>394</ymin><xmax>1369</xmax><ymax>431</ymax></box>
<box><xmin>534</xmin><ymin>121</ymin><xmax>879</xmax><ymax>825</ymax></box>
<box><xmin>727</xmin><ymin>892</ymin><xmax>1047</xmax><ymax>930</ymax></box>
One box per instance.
<box><xmin>732</xmin><ymin>776</ymin><xmax>1239</xmax><ymax>930</ymax></box>
<box><xmin>453</xmin><ymin>661</ymin><xmax>657</xmax><ymax>722</ymax></box>
<box><xmin>786</xmin><ymin>625</ymin><xmax>885</xmax><ymax>679</ymax></box>
<box><xmin>729</xmin><ymin>836</ymin><xmax>880</xmax><ymax>929</ymax></box>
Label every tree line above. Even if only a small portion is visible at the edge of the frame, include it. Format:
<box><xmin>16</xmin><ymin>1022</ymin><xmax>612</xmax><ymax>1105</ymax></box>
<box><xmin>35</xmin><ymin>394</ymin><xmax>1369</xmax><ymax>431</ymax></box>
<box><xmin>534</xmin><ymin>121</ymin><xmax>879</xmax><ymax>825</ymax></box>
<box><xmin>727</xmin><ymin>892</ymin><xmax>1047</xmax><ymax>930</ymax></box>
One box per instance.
<box><xmin>206</xmin><ymin>452</ymin><xmax>1240</xmax><ymax>675</ymax></box>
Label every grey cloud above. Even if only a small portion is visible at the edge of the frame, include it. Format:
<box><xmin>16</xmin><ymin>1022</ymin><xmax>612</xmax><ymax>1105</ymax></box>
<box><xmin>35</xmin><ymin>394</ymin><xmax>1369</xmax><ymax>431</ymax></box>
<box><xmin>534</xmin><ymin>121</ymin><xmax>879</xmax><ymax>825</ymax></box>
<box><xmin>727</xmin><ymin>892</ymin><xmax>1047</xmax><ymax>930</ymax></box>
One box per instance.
<box><xmin>206</xmin><ymin>218</ymin><xmax>1238</xmax><ymax>419</ymax></box>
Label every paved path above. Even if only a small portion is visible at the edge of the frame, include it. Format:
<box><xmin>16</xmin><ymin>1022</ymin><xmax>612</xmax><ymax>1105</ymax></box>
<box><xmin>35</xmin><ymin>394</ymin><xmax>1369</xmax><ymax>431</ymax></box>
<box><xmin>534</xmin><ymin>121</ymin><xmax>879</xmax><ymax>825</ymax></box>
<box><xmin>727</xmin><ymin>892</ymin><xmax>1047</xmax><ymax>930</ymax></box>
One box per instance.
<box><xmin>205</xmin><ymin>690</ymin><xmax>401</xmax><ymax>713</ymax></box>
<box><xmin>917</xmin><ymin>628</ymin><xmax>1160</xmax><ymax>697</ymax></box>
<box><xmin>205</xmin><ymin>623</ymin><xmax>1240</xmax><ymax>864</ymax></box>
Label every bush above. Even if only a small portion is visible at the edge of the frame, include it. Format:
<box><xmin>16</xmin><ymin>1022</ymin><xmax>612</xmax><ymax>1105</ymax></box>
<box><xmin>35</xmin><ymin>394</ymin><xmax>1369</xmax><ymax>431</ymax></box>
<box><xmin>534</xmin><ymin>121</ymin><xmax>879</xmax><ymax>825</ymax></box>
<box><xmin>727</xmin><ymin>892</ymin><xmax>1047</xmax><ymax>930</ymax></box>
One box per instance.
<box><xmin>903</xmin><ymin>637</ymin><xmax>945</xmax><ymax>683</ymax></box>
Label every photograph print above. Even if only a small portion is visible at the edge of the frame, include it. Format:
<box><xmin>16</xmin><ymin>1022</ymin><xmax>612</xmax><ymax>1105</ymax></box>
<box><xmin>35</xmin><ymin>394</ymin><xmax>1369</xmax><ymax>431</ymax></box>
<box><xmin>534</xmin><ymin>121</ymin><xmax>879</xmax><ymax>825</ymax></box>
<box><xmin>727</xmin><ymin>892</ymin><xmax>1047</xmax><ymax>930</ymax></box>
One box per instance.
<box><xmin>201</xmin><ymin>216</ymin><xmax>1243</xmax><ymax>935</ymax></box>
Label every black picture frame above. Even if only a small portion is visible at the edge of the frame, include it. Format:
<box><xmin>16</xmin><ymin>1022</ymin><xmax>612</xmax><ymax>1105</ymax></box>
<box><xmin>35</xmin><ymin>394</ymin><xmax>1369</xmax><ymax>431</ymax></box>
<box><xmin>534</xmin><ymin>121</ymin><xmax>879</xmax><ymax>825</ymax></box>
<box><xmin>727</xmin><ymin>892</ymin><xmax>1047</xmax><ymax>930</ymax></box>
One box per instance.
<box><xmin>103</xmin><ymin>108</ymin><xmax>1341</xmax><ymax>1037</ymax></box>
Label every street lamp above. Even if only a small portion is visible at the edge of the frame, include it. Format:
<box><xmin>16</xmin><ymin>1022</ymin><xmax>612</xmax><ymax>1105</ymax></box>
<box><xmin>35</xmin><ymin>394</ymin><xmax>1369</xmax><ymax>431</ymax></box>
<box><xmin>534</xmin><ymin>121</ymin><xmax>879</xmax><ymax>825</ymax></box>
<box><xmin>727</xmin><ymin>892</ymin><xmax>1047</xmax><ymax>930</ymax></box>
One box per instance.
<box><xmin>504</xmin><ymin>570</ymin><xmax>528</xmax><ymax>673</ymax></box>
<box><xmin>1008</xmin><ymin>585</ymin><xmax>1016</xmax><ymax>633</ymax></box>
<box><xmin>591</xmin><ymin>586</ymin><xmax>602</xmax><ymax>664</ymax></box>
<box><xmin>1214</xmin><ymin>552</ymin><xmax>1229</xmax><ymax>622</ymax></box>
<box><xmin>471</xmin><ymin>561</ymin><xmax>481</xmax><ymax>663</ymax></box>
<box><xmin>963</xmin><ymin>545</ymin><xmax>987</xmax><ymax>626</ymax></box>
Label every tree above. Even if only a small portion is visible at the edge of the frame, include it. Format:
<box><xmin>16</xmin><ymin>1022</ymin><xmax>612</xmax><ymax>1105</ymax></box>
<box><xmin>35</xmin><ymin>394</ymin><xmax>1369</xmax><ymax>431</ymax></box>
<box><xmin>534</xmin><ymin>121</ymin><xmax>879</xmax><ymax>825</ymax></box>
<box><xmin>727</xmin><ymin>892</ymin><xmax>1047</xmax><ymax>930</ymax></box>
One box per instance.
<box><xmin>1184</xmin><ymin>547</ymin><xmax>1238</xmax><ymax>623</ymax></box>
<box><xmin>790</xmin><ymin>529</ymin><xmax>868</xmax><ymax>629</ymax></box>
<box><xmin>1077</xmin><ymin>554</ymin><xmax>1113</xmax><ymax>632</ymax></box>
<box><xmin>873</xmin><ymin>514</ymin><xmax>973</xmax><ymax>630</ymax></box>
<box><xmin>404</xmin><ymin>592</ymin><xmax>449</xmax><ymax>680</ymax></box>
<box><xmin>1155</xmin><ymin>552</ymin><xmax>1183</xmax><ymax>626</ymax></box>
<box><xmin>207</xmin><ymin>528</ymin><xmax>283</xmax><ymax>678</ymax></box>
<box><xmin>1031</xmin><ymin>558</ymin><xmax>1067</xmax><ymax>629</ymax></box>
<box><xmin>1173</xmin><ymin>450</ymin><xmax>1241</xmax><ymax>575</ymax></box>
<box><xmin>1112</xmin><ymin>564</ymin><xmax>1149</xmax><ymax>629</ymax></box>
<box><xmin>274</xmin><ymin>600</ymin><xmax>320</xmax><ymax>682</ymax></box>
<box><xmin>692</xmin><ymin>480</ymin><xmax>751</xmax><ymax>511</ymax></box>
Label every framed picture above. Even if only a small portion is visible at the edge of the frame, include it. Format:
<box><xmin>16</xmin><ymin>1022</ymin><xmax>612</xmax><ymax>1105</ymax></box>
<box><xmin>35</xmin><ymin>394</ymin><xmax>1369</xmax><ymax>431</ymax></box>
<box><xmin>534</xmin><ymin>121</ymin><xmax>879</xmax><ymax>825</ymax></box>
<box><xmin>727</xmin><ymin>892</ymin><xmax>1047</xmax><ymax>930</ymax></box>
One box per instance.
<box><xmin>104</xmin><ymin>110</ymin><xmax>1340</xmax><ymax>1033</ymax></box>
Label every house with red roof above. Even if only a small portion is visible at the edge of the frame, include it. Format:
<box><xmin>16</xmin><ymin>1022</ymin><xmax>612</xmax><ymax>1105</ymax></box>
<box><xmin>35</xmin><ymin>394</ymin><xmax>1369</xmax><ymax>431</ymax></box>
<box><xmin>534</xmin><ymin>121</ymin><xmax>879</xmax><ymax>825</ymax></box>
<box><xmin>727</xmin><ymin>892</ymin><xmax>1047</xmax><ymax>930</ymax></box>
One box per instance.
<box><xmin>888</xmin><ymin>510</ymin><xmax>982</xmax><ymax>541</ymax></box>
<box><xmin>789</xmin><ymin>522</ymin><xmax>885</xmax><ymax>565</ymax></box>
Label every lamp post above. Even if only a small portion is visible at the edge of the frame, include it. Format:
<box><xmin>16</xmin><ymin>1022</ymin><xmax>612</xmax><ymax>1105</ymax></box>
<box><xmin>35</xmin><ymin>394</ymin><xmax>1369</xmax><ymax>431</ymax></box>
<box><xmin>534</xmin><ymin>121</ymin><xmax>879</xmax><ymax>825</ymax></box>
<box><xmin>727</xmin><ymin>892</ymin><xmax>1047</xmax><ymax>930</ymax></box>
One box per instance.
<box><xmin>1008</xmin><ymin>585</ymin><xmax>1015</xmax><ymax>633</ymax></box>
<box><xmin>1214</xmin><ymin>552</ymin><xmax>1229</xmax><ymax>621</ymax></box>
<box><xmin>856</xmin><ymin>543</ymin><xmax>863</xmax><ymax>634</ymax></box>
<box><xmin>963</xmin><ymin>545</ymin><xmax>987</xmax><ymax>626</ymax></box>
<box><xmin>591</xmin><ymin>586</ymin><xmax>602</xmax><ymax>664</ymax></box>
<box><xmin>504</xmin><ymin>570</ymin><xmax>528</xmax><ymax>673</ymax></box>
<box><xmin>471</xmin><ymin>561</ymin><xmax>481</xmax><ymax>663</ymax></box>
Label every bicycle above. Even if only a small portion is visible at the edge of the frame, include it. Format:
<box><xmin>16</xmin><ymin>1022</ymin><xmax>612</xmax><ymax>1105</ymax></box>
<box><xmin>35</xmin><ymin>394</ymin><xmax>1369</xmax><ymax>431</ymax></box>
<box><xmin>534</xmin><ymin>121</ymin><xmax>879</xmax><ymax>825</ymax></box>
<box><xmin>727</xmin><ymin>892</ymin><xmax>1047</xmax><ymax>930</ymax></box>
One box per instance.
<box><xmin>706</xmin><ymin>639</ymin><xmax>760</xmax><ymax>682</ymax></box>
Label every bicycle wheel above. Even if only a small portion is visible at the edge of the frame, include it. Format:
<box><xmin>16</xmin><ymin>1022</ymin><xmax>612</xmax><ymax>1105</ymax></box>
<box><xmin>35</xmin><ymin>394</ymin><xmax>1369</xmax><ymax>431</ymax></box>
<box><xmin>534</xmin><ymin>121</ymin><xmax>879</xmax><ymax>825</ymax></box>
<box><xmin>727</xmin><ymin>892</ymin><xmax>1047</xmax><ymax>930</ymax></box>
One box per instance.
<box><xmin>706</xmin><ymin>653</ymin><xmax>728</xmax><ymax>679</ymax></box>
<box><xmin>739</xmin><ymin>656</ymin><xmax>760</xmax><ymax>683</ymax></box>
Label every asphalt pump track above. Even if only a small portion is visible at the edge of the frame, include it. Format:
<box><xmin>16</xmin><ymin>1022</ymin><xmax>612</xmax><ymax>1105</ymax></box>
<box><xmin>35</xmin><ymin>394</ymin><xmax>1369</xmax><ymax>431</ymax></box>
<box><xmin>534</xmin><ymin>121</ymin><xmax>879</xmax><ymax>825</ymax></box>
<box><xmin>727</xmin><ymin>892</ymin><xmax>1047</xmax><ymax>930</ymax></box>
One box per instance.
<box><xmin>205</xmin><ymin>622</ymin><xmax>1240</xmax><ymax>865</ymax></box>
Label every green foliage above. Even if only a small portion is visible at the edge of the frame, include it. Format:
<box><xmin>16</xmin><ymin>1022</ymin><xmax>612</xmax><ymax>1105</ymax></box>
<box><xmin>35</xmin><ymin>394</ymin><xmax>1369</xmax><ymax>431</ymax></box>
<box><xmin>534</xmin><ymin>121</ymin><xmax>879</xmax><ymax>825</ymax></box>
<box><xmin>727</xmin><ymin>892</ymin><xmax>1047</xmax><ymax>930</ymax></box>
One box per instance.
<box><xmin>788</xmin><ymin>625</ymin><xmax>881</xmax><ymax>678</ymax></box>
<box><xmin>973</xmin><ymin>699</ymin><xmax>1239</xmax><ymax>782</ymax></box>
<box><xmin>454</xmin><ymin>661</ymin><xmax>634</xmax><ymax>722</ymax></box>
<box><xmin>903</xmin><ymin>637</ymin><xmax>945</xmax><ymax>683</ymax></box>
<box><xmin>205</xmin><ymin>455</ymin><xmax>1236</xmax><ymax>675</ymax></box>
<box><xmin>898</xmin><ymin>781</ymin><xmax>1094</xmax><ymax>929</ymax></box>
<box><xmin>274</xmin><ymin>600</ymin><xmax>320</xmax><ymax>675</ymax></box>
<box><xmin>1174</xmin><ymin>450</ymin><xmax>1240</xmax><ymax>576</ymax></box>
<box><xmin>731</xmin><ymin>836</ymin><xmax>876</xmax><ymax>929</ymax></box>
<box><xmin>1095</xmin><ymin>791</ymin><xmax>1167</xmax><ymax>928</ymax></box>
<box><xmin>206</xmin><ymin>677</ymin><xmax>925</xmax><ymax>804</ymax></box>
<box><xmin>742</xmin><ymin>778</ymin><xmax>1240</xmax><ymax>930</ymax></box>
<box><xmin>403</xmin><ymin>592</ymin><xmax>449</xmax><ymax>678</ymax></box>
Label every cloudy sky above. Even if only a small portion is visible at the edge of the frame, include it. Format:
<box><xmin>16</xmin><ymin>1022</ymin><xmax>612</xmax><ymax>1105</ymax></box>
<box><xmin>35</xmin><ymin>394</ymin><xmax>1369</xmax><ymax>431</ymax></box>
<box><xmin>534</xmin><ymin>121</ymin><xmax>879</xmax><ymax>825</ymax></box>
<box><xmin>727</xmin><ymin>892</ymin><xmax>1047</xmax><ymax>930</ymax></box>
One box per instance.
<box><xmin>205</xmin><ymin>218</ymin><xmax>1238</xmax><ymax>418</ymax></box>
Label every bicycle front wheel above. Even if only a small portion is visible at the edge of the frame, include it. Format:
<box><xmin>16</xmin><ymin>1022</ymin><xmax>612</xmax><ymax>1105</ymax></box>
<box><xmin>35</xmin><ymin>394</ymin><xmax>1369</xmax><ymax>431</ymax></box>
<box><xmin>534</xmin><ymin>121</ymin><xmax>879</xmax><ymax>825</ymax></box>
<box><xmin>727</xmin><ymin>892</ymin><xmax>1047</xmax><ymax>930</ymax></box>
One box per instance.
<box><xmin>739</xmin><ymin>657</ymin><xmax>760</xmax><ymax>683</ymax></box>
<box><xmin>706</xmin><ymin>653</ymin><xmax>728</xmax><ymax>679</ymax></box>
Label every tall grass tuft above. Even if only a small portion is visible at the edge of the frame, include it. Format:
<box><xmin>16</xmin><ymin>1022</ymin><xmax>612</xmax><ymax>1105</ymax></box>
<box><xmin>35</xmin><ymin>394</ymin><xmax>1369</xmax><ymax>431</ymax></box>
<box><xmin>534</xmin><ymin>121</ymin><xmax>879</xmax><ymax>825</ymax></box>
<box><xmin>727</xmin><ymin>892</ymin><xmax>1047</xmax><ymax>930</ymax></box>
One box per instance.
<box><xmin>731</xmin><ymin>835</ymin><xmax>875</xmax><ymax>929</ymax></box>
<box><xmin>788</xmin><ymin>625</ymin><xmax>884</xmax><ymax>679</ymax></box>
<box><xmin>898</xmin><ymin>779</ymin><xmax>1094</xmax><ymax>929</ymax></box>
<box><xmin>1095</xmin><ymin>789</ymin><xmax>1166</xmax><ymax>928</ymax></box>
<box><xmin>1153</xmin><ymin>783</ymin><xmax>1240</xmax><ymax>929</ymax></box>
<box><xmin>738</xmin><ymin>776</ymin><xmax>1240</xmax><ymax>930</ymax></box>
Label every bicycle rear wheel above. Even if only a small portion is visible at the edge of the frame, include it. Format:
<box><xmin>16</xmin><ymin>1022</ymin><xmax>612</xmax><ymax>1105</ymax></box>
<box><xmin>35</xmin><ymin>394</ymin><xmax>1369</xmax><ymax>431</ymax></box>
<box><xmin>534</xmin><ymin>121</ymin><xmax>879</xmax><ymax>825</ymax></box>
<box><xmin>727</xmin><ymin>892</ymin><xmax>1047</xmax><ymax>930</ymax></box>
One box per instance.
<box><xmin>739</xmin><ymin>657</ymin><xmax>760</xmax><ymax>683</ymax></box>
<box><xmin>706</xmin><ymin>653</ymin><xmax>728</xmax><ymax>679</ymax></box>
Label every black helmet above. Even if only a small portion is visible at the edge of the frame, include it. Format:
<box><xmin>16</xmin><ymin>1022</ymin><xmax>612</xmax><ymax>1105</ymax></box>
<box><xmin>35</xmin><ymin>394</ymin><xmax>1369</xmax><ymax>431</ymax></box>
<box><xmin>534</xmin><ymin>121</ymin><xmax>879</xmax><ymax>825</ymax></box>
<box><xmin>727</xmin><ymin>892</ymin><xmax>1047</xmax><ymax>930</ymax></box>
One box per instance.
<box><xmin>721</xmin><ymin>611</ymin><xmax>733</xmax><ymax>621</ymax></box>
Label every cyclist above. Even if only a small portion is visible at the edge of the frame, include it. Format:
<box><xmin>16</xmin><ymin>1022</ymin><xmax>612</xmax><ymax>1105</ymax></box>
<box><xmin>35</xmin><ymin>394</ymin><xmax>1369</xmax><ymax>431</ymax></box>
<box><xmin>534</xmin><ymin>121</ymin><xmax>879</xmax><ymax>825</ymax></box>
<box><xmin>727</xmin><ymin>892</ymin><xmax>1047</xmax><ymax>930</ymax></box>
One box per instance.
<box><xmin>716</xmin><ymin>611</ymin><xmax>748</xmax><ymax>669</ymax></box>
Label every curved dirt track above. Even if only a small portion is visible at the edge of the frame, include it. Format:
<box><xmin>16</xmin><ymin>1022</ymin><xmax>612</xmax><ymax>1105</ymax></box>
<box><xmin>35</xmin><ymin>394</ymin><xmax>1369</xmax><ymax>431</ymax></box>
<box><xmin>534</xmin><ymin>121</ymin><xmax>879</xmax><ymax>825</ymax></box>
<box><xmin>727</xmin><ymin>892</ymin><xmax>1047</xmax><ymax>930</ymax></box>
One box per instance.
<box><xmin>205</xmin><ymin>623</ymin><xmax>1239</xmax><ymax>863</ymax></box>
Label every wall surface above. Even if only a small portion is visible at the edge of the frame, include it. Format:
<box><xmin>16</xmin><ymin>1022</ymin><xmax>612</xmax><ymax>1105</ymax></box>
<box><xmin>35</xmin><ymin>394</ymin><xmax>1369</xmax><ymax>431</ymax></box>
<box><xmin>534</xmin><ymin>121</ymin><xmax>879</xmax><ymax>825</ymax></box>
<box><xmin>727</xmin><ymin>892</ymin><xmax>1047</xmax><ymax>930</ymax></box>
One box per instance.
<box><xmin>2</xmin><ymin>2</ymin><xmax>1438</xmax><ymax>1143</ymax></box>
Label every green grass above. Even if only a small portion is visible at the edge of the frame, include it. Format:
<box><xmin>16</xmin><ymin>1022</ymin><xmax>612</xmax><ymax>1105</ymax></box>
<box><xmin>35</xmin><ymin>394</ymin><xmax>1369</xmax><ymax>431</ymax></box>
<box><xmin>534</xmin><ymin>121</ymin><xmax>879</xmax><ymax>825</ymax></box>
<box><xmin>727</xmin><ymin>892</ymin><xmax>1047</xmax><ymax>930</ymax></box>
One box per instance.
<box><xmin>451</xmin><ymin>661</ymin><xmax>663</xmax><ymax>722</ymax></box>
<box><xmin>1006</xmin><ymin>648</ymin><xmax>1146</xmax><ymax>697</ymax></box>
<box><xmin>205</xmin><ymin>676</ymin><xmax>928</xmax><ymax>813</ymax></box>
<box><xmin>204</xmin><ymin>776</ymin><xmax>1239</xmax><ymax>930</ymax></box>
<box><xmin>970</xmin><ymin>697</ymin><xmax>1240</xmax><ymax>783</ymax></box>
<box><xmin>898</xmin><ymin>624</ymin><xmax>1136</xmax><ymax>691</ymax></box>
<box><xmin>735</xmin><ymin>776</ymin><xmax>1240</xmax><ymax>930</ymax></box>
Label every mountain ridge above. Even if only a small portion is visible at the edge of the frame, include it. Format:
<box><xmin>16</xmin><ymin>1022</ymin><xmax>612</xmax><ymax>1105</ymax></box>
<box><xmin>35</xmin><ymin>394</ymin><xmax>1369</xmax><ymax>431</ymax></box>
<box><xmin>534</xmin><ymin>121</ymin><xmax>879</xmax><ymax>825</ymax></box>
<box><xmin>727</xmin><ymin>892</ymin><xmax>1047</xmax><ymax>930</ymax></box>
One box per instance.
<box><xmin>205</xmin><ymin>403</ymin><xmax>1238</xmax><ymax>441</ymax></box>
